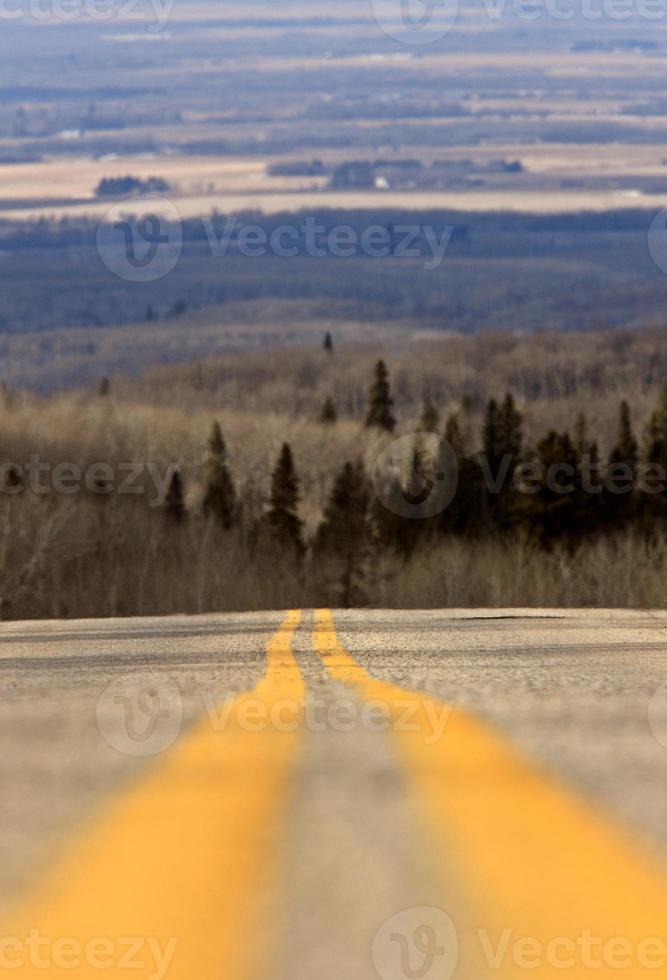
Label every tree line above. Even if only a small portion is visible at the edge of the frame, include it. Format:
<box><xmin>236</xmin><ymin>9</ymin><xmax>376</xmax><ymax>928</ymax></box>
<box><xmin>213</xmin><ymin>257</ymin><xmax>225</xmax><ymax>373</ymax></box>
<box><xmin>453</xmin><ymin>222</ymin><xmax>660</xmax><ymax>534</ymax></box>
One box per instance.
<box><xmin>145</xmin><ymin>352</ymin><xmax>667</xmax><ymax>606</ymax></box>
<box><xmin>3</xmin><ymin>352</ymin><xmax>667</xmax><ymax>614</ymax></box>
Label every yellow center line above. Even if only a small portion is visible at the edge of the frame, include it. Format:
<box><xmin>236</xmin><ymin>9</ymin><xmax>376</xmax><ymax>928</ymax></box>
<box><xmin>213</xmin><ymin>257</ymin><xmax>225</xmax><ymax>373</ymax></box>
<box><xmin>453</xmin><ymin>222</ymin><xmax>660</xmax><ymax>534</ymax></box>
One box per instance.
<box><xmin>2</xmin><ymin>609</ymin><xmax>305</xmax><ymax>980</ymax></box>
<box><xmin>314</xmin><ymin>608</ymin><xmax>667</xmax><ymax>979</ymax></box>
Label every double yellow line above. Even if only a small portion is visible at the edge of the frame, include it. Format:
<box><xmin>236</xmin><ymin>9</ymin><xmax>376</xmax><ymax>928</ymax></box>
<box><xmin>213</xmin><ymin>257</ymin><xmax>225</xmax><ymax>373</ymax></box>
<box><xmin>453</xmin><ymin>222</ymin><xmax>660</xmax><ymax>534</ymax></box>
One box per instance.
<box><xmin>5</xmin><ymin>608</ymin><xmax>667</xmax><ymax>980</ymax></box>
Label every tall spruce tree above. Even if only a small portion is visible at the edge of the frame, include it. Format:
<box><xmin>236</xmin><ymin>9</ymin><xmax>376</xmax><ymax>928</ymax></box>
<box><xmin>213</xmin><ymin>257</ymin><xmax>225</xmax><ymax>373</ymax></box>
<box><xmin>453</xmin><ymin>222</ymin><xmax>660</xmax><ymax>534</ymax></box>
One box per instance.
<box><xmin>164</xmin><ymin>470</ymin><xmax>186</xmax><ymax>523</ymax></box>
<box><xmin>574</xmin><ymin>412</ymin><xmax>588</xmax><ymax>463</ymax></box>
<box><xmin>639</xmin><ymin>384</ymin><xmax>667</xmax><ymax>526</ymax></box>
<box><xmin>499</xmin><ymin>393</ymin><xmax>523</xmax><ymax>460</ymax></box>
<box><xmin>643</xmin><ymin>382</ymin><xmax>667</xmax><ymax>470</ymax></box>
<box><xmin>529</xmin><ymin>431</ymin><xmax>581</xmax><ymax>545</ymax></box>
<box><xmin>571</xmin><ymin>411</ymin><xmax>607</xmax><ymax>532</ymax></box>
<box><xmin>365</xmin><ymin>360</ymin><xmax>396</xmax><ymax>432</ymax></box>
<box><xmin>610</xmin><ymin>401</ymin><xmax>638</xmax><ymax>474</ymax></box>
<box><xmin>265</xmin><ymin>443</ymin><xmax>304</xmax><ymax>558</ymax></box>
<box><xmin>482</xmin><ymin>398</ymin><xmax>503</xmax><ymax>472</ymax></box>
<box><xmin>315</xmin><ymin>460</ymin><xmax>372</xmax><ymax>605</ymax></box>
<box><xmin>480</xmin><ymin>393</ymin><xmax>524</xmax><ymax>530</ymax></box>
<box><xmin>608</xmin><ymin>400</ymin><xmax>638</xmax><ymax>525</ymax></box>
<box><xmin>202</xmin><ymin>421</ymin><xmax>236</xmax><ymax>529</ymax></box>
<box><xmin>483</xmin><ymin>393</ymin><xmax>523</xmax><ymax>468</ymax></box>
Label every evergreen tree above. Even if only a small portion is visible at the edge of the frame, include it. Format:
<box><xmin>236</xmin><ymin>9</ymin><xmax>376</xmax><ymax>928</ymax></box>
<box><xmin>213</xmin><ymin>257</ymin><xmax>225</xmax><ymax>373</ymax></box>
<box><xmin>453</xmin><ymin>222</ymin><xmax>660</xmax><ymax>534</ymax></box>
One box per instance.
<box><xmin>483</xmin><ymin>393</ymin><xmax>523</xmax><ymax>468</ymax></box>
<box><xmin>202</xmin><ymin>421</ymin><xmax>236</xmax><ymax>529</ymax></box>
<box><xmin>315</xmin><ymin>460</ymin><xmax>372</xmax><ymax>605</ymax></box>
<box><xmin>604</xmin><ymin>400</ymin><xmax>639</xmax><ymax>528</ymax></box>
<box><xmin>639</xmin><ymin>384</ymin><xmax>667</xmax><ymax>526</ymax></box>
<box><xmin>323</xmin><ymin>332</ymin><xmax>334</xmax><ymax>354</ymax></box>
<box><xmin>568</xmin><ymin>411</ymin><xmax>606</xmax><ymax>532</ymax></box>
<box><xmin>419</xmin><ymin>397</ymin><xmax>440</xmax><ymax>433</ymax></box>
<box><xmin>374</xmin><ymin>437</ymin><xmax>449</xmax><ymax>557</ymax></box>
<box><xmin>265</xmin><ymin>444</ymin><xmax>304</xmax><ymax>557</ymax></box>
<box><xmin>365</xmin><ymin>360</ymin><xmax>396</xmax><ymax>432</ymax></box>
<box><xmin>319</xmin><ymin>397</ymin><xmax>337</xmax><ymax>424</ymax></box>
<box><xmin>528</xmin><ymin>431</ymin><xmax>581</xmax><ymax>545</ymax></box>
<box><xmin>434</xmin><ymin>411</ymin><xmax>486</xmax><ymax>538</ymax></box>
<box><xmin>482</xmin><ymin>398</ymin><xmax>503</xmax><ymax>472</ymax></box>
<box><xmin>164</xmin><ymin>470</ymin><xmax>186</xmax><ymax>522</ymax></box>
<box><xmin>610</xmin><ymin>400</ymin><xmax>638</xmax><ymax>474</ymax></box>
<box><xmin>574</xmin><ymin>412</ymin><xmax>588</xmax><ymax>463</ymax></box>
<box><xmin>499</xmin><ymin>393</ymin><xmax>523</xmax><ymax>460</ymax></box>
<box><xmin>643</xmin><ymin>382</ymin><xmax>667</xmax><ymax>470</ymax></box>
<box><xmin>480</xmin><ymin>393</ymin><xmax>524</xmax><ymax>530</ymax></box>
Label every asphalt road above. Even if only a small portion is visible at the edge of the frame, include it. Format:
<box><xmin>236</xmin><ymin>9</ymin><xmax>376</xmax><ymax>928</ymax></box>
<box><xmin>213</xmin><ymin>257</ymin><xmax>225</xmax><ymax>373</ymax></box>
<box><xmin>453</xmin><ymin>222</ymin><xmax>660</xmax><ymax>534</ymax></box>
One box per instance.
<box><xmin>2</xmin><ymin>608</ymin><xmax>667</xmax><ymax>979</ymax></box>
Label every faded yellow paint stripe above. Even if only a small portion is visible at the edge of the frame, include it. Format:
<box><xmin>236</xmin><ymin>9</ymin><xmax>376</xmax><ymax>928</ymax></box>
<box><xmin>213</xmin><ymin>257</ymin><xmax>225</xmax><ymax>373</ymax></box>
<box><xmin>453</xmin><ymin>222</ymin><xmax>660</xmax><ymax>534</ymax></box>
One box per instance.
<box><xmin>314</xmin><ymin>609</ymin><xmax>667</xmax><ymax>979</ymax></box>
<box><xmin>2</xmin><ymin>610</ymin><xmax>304</xmax><ymax>980</ymax></box>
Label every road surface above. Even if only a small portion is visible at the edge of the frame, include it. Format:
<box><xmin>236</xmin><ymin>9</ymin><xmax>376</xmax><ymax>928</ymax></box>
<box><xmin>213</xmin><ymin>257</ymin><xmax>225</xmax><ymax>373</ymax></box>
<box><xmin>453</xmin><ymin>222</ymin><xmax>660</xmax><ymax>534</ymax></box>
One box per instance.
<box><xmin>2</xmin><ymin>608</ymin><xmax>667</xmax><ymax>979</ymax></box>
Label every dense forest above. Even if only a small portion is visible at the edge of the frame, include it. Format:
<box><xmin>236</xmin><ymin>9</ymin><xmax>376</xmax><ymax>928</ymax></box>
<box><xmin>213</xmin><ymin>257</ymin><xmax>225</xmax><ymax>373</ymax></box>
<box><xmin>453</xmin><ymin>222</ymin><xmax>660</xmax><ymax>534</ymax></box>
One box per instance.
<box><xmin>4</xmin><ymin>328</ymin><xmax>667</xmax><ymax>617</ymax></box>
